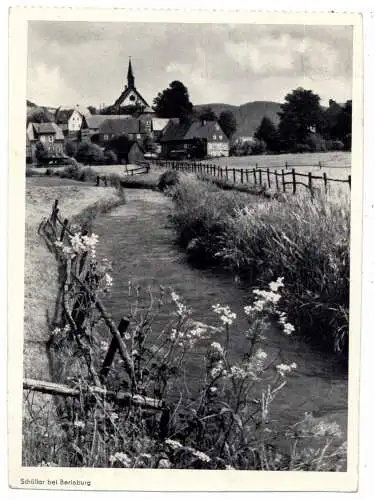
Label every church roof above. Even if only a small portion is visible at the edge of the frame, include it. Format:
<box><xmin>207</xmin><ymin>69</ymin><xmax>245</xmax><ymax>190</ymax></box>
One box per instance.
<box><xmin>113</xmin><ymin>87</ymin><xmax>149</xmax><ymax>109</ymax></box>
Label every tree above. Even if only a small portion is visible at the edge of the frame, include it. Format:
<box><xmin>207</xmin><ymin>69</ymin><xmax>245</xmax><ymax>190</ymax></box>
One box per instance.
<box><xmin>254</xmin><ymin>116</ymin><xmax>280</xmax><ymax>152</ymax></box>
<box><xmin>218</xmin><ymin>111</ymin><xmax>237</xmax><ymax>139</ymax></box>
<box><xmin>88</xmin><ymin>106</ymin><xmax>97</xmax><ymax>115</ymax></box>
<box><xmin>153</xmin><ymin>80</ymin><xmax>193</xmax><ymax>119</ymax></box>
<box><xmin>27</xmin><ymin>108</ymin><xmax>54</xmax><ymax>125</ymax></box>
<box><xmin>34</xmin><ymin>141</ymin><xmax>50</xmax><ymax>164</ymax></box>
<box><xmin>278</xmin><ymin>88</ymin><xmax>324</xmax><ymax>149</ymax></box>
<box><xmin>64</xmin><ymin>139</ymin><xmax>78</xmax><ymax>158</ymax></box>
<box><xmin>108</xmin><ymin>134</ymin><xmax>131</xmax><ymax>162</ymax></box>
<box><xmin>197</xmin><ymin>106</ymin><xmax>218</xmax><ymax>122</ymax></box>
<box><xmin>332</xmin><ymin>100</ymin><xmax>352</xmax><ymax>149</ymax></box>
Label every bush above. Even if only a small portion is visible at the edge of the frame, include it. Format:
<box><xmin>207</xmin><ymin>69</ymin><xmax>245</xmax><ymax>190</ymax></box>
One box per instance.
<box><xmin>291</xmin><ymin>143</ymin><xmax>312</xmax><ymax>153</ymax></box>
<box><xmin>250</xmin><ymin>138</ymin><xmax>267</xmax><ymax>155</ymax></box>
<box><xmin>76</xmin><ymin>142</ymin><xmax>105</xmax><ymax>165</ymax></box>
<box><xmin>326</xmin><ymin>140</ymin><xmax>345</xmax><ymax>151</ymax></box>
<box><xmin>104</xmin><ymin>149</ymin><xmax>118</xmax><ymax>165</ymax></box>
<box><xmin>169</xmin><ymin>177</ymin><xmax>350</xmax><ymax>361</ymax></box>
<box><xmin>64</xmin><ymin>140</ymin><xmax>78</xmax><ymax>158</ymax></box>
<box><xmin>305</xmin><ymin>133</ymin><xmax>327</xmax><ymax>152</ymax></box>
<box><xmin>158</xmin><ymin>170</ymin><xmax>180</xmax><ymax>191</ymax></box>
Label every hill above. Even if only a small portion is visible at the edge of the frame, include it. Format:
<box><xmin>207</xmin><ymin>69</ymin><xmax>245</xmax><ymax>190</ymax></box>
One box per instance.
<box><xmin>195</xmin><ymin>101</ymin><xmax>281</xmax><ymax>139</ymax></box>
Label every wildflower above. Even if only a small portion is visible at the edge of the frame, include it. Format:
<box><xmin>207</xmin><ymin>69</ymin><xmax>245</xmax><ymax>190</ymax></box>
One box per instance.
<box><xmin>212</xmin><ymin>304</ymin><xmax>237</xmax><ymax>325</ymax></box>
<box><xmin>100</xmin><ymin>341</ymin><xmax>109</xmax><ymax>352</ymax></box>
<box><xmin>158</xmin><ymin>458</ymin><xmax>172</xmax><ymax>468</ymax></box>
<box><xmin>209</xmin><ymin>386</ymin><xmax>218</xmax><ymax>394</ymax></box>
<box><xmin>269</xmin><ymin>277</ymin><xmax>285</xmax><ymax>292</ymax></box>
<box><xmin>225</xmin><ymin>464</ymin><xmax>235</xmax><ymax>470</ymax></box>
<box><xmin>253</xmin><ymin>289</ymin><xmax>281</xmax><ymax>304</ymax></box>
<box><xmin>276</xmin><ymin>362</ymin><xmax>297</xmax><ymax>377</ymax></box>
<box><xmin>192</xmin><ymin>450</ymin><xmax>211</xmax><ymax>463</ymax></box>
<box><xmin>73</xmin><ymin>420</ymin><xmax>85</xmax><ymax>429</ymax></box>
<box><xmin>312</xmin><ymin>420</ymin><xmax>343</xmax><ymax>439</ymax></box>
<box><xmin>283</xmin><ymin>322</ymin><xmax>295</xmax><ymax>335</ymax></box>
<box><xmin>227</xmin><ymin>365</ymin><xmax>247</xmax><ymax>380</ymax></box>
<box><xmin>109</xmin><ymin>452</ymin><xmax>132</xmax><ymax>467</ymax></box>
<box><xmin>210</xmin><ymin>360</ymin><xmax>226</xmax><ymax>378</ymax></box>
<box><xmin>165</xmin><ymin>438</ymin><xmax>183</xmax><ymax>450</ymax></box>
<box><xmin>255</xmin><ymin>349</ymin><xmax>267</xmax><ymax>360</ymax></box>
<box><xmin>109</xmin><ymin>412</ymin><xmax>119</xmax><ymax>422</ymax></box>
<box><xmin>210</xmin><ymin>342</ymin><xmax>225</xmax><ymax>356</ymax></box>
<box><xmin>104</xmin><ymin>273</ymin><xmax>113</xmax><ymax>291</ymax></box>
<box><xmin>170</xmin><ymin>328</ymin><xmax>177</xmax><ymax>341</ymax></box>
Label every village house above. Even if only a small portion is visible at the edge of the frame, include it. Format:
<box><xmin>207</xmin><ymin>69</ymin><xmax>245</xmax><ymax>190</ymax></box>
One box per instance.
<box><xmin>26</xmin><ymin>122</ymin><xmax>65</xmax><ymax>163</ymax></box>
<box><xmin>96</xmin><ymin>117</ymin><xmax>148</xmax><ymax>145</ymax></box>
<box><xmin>55</xmin><ymin>105</ymin><xmax>92</xmax><ymax>139</ymax></box>
<box><xmin>160</xmin><ymin>119</ymin><xmax>229</xmax><ymax>159</ymax></box>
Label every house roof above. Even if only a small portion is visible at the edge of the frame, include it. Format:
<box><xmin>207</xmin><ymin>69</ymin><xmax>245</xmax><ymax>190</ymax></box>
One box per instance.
<box><xmin>160</xmin><ymin>120</ymin><xmax>228</xmax><ymax>142</ymax></box>
<box><xmin>55</xmin><ymin>105</ymin><xmax>92</xmax><ymax>123</ymax></box>
<box><xmin>98</xmin><ymin>118</ymin><xmax>140</xmax><ymax>135</ymax></box>
<box><xmin>84</xmin><ymin>114</ymin><xmax>131</xmax><ymax>130</ymax></box>
<box><xmin>27</xmin><ymin>122</ymin><xmax>65</xmax><ymax>141</ymax></box>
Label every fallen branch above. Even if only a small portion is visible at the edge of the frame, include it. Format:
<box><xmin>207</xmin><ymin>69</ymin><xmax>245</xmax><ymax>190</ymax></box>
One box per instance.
<box><xmin>23</xmin><ymin>378</ymin><xmax>163</xmax><ymax>411</ymax></box>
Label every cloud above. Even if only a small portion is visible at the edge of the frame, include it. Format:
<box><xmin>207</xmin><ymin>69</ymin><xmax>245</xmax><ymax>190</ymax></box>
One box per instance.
<box><xmin>27</xmin><ymin>22</ymin><xmax>353</xmax><ymax>107</ymax></box>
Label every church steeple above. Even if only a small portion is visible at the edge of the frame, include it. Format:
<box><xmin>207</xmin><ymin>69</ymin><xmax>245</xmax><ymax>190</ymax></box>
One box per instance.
<box><xmin>127</xmin><ymin>57</ymin><xmax>135</xmax><ymax>89</ymax></box>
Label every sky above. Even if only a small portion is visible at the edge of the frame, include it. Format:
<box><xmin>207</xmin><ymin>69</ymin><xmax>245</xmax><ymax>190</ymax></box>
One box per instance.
<box><xmin>27</xmin><ymin>22</ymin><xmax>353</xmax><ymax>108</ymax></box>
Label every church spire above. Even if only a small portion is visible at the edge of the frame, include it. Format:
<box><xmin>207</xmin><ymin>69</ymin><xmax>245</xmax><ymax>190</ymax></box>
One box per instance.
<box><xmin>127</xmin><ymin>57</ymin><xmax>135</xmax><ymax>89</ymax></box>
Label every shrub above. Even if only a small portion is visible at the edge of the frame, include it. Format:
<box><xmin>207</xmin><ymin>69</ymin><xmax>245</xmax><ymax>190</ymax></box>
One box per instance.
<box><xmin>326</xmin><ymin>140</ymin><xmax>345</xmax><ymax>151</ymax></box>
<box><xmin>305</xmin><ymin>133</ymin><xmax>327</xmax><ymax>152</ymax></box>
<box><xmin>158</xmin><ymin>169</ymin><xmax>180</xmax><ymax>191</ymax></box>
<box><xmin>76</xmin><ymin>142</ymin><xmax>105</xmax><ymax>165</ymax></box>
<box><xmin>64</xmin><ymin>140</ymin><xmax>78</xmax><ymax>158</ymax></box>
<box><xmin>104</xmin><ymin>149</ymin><xmax>118</xmax><ymax>165</ymax></box>
<box><xmin>250</xmin><ymin>138</ymin><xmax>267</xmax><ymax>155</ymax></box>
<box><xmin>292</xmin><ymin>143</ymin><xmax>312</xmax><ymax>153</ymax></box>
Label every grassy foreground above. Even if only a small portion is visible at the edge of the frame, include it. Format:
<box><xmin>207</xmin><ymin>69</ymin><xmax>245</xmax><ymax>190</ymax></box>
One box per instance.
<box><xmin>23</xmin><ymin>178</ymin><xmax>126</xmax><ymax>465</ymax></box>
<box><xmin>168</xmin><ymin>174</ymin><xmax>350</xmax><ymax>362</ymax></box>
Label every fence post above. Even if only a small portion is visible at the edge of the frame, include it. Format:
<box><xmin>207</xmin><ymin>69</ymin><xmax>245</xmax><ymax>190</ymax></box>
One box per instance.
<box><xmin>246</xmin><ymin>169</ymin><xmax>249</xmax><ymax>183</ymax></box>
<box><xmin>225</xmin><ymin>166</ymin><xmax>228</xmax><ymax>179</ymax></box>
<box><xmin>240</xmin><ymin>168</ymin><xmax>244</xmax><ymax>184</ymax></box>
<box><xmin>267</xmin><ymin>168</ymin><xmax>271</xmax><ymax>189</ymax></box>
<box><xmin>285</xmin><ymin>161</ymin><xmax>288</xmax><ymax>170</ymax></box>
<box><xmin>308</xmin><ymin>171</ymin><xmax>313</xmax><ymax>193</ymax></box>
<box><xmin>282</xmin><ymin>169</ymin><xmax>286</xmax><ymax>192</ymax></box>
<box><xmin>318</xmin><ymin>161</ymin><xmax>322</xmax><ymax>169</ymax></box>
<box><xmin>348</xmin><ymin>174</ymin><xmax>351</xmax><ymax>190</ymax></box>
<box><xmin>323</xmin><ymin>172</ymin><xmax>328</xmax><ymax>193</ymax></box>
<box><xmin>101</xmin><ymin>317</ymin><xmax>130</xmax><ymax>380</ymax></box>
<box><xmin>275</xmin><ymin>171</ymin><xmax>279</xmax><ymax>191</ymax></box>
<box><xmin>253</xmin><ymin>168</ymin><xmax>257</xmax><ymax>184</ymax></box>
<box><xmin>96</xmin><ymin>176</ymin><xmax>100</xmax><ymax>187</ymax></box>
<box><xmin>60</xmin><ymin>218</ymin><xmax>69</xmax><ymax>242</ymax></box>
<box><xmin>104</xmin><ymin>176</ymin><xmax>108</xmax><ymax>186</ymax></box>
<box><xmin>233</xmin><ymin>169</ymin><xmax>236</xmax><ymax>184</ymax></box>
<box><xmin>258</xmin><ymin>169</ymin><xmax>262</xmax><ymax>185</ymax></box>
<box><xmin>51</xmin><ymin>199</ymin><xmax>59</xmax><ymax>226</ymax></box>
<box><xmin>292</xmin><ymin>168</ymin><xmax>296</xmax><ymax>194</ymax></box>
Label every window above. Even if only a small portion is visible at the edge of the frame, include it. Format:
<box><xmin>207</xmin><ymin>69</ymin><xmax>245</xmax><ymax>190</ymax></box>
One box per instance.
<box><xmin>48</xmin><ymin>135</ymin><xmax>54</xmax><ymax>143</ymax></box>
<box><xmin>137</xmin><ymin>134</ymin><xmax>141</xmax><ymax>139</ymax></box>
<box><xmin>219</xmin><ymin>135</ymin><xmax>223</xmax><ymax>140</ymax></box>
<box><xmin>104</xmin><ymin>134</ymin><xmax>109</xmax><ymax>141</ymax></box>
<box><xmin>213</xmin><ymin>135</ymin><xmax>217</xmax><ymax>140</ymax></box>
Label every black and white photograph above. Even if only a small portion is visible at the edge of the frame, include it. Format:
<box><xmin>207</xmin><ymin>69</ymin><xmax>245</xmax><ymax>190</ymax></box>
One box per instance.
<box><xmin>7</xmin><ymin>7</ymin><xmax>363</xmax><ymax>492</ymax></box>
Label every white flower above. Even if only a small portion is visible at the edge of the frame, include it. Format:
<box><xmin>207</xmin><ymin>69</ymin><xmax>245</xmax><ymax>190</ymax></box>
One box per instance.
<box><xmin>283</xmin><ymin>323</ymin><xmax>295</xmax><ymax>335</ymax></box>
<box><xmin>192</xmin><ymin>450</ymin><xmax>211</xmax><ymax>462</ymax></box>
<box><xmin>209</xmin><ymin>386</ymin><xmax>218</xmax><ymax>394</ymax></box>
<box><xmin>73</xmin><ymin>420</ymin><xmax>85</xmax><ymax>429</ymax></box>
<box><xmin>276</xmin><ymin>362</ymin><xmax>297</xmax><ymax>377</ymax></box>
<box><xmin>109</xmin><ymin>452</ymin><xmax>132</xmax><ymax>467</ymax></box>
<box><xmin>100</xmin><ymin>341</ymin><xmax>109</xmax><ymax>352</ymax></box>
<box><xmin>212</xmin><ymin>304</ymin><xmax>237</xmax><ymax>325</ymax></box>
<box><xmin>228</xmin><ymin>365</ymin><xmax>247</xmax><ymax>380</ymax></box>
<box><xmin>210</xmin><ymin>342</ymin><xmax>224</xmax><ymax>355</ymax></box>
<box><xmin>269</xmin><ymin>277</ymin><xmax>284</xmax><ymax>292</ymax></box>
<box><xmin>165</xmin><ymin>438</ymin><xmax>183</xmax><ymax>450</ymax></box>
<box><xmin>255</xmin><ymin>349</ymin><xmax>267</xmax><ymax>360</ymax></box>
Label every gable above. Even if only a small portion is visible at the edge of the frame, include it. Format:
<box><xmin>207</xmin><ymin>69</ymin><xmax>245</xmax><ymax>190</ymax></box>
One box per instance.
<box><xmin>114</xmin><ymin>88</ymin><xmax>149</xmax><ymax>109</ymax></box>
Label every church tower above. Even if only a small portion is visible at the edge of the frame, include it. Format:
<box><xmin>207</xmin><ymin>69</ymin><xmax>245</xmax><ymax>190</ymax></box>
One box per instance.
<box><xmin>112</xmin><ymin>58</ymin><xmax>151</xmax><ymax>112</ymax></box>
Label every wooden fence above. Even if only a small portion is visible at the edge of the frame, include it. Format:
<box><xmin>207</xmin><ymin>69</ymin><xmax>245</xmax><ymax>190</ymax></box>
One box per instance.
<box><xmin>32</xmin><ymin>200</ymin><xmax>168</xmax><ymax>423</ymax></box>
<box><xmin>96</xmin><ymin>162</ymin><xmax>150</xmax><ymax>187</ymax></box>
<box><xmin>153</xmin><ymin>159</ymin><xmax>351</xmax><ymax>194</ymax></box>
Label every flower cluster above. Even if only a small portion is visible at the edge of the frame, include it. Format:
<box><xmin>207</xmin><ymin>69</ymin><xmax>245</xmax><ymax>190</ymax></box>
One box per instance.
<box><xmin>109</xmin><ymin>452</ymin><xmax>132</xmax><ymax>467</ymax></box>
<box><xmin>171</xmin><ymin>291</ymin><xmax>190</xmax><ymax>317</ymax></box>
<box><xmin>276</xmin><ymin>362</ymin><xmax>297</xmax><ymax>377</ymax></box>
<box><xmin>212</xmin><ymin>304</ymin><xmax>237</xmax><ymax>325</ymax></box>
<box><xmin>54</xmin><ymin>231</ymin><xmax>99</xmax><ymax>260</ymax></box>
<box><xmin>226</xmin><ymin>349</ymin><xmax>268</xmax><ymax>381</ymax></box>
<box><xmin>170</xmin><ymin>321</ymin><xmax>208</xmax><ymax>349</ymax></box>
<box><xmin>277</xmin><ymin>311</ymin><xmax>295</xmax><ymax>335</ymax></box>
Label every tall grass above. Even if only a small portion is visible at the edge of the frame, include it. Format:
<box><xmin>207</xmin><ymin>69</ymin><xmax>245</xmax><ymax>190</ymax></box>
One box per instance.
<box><xmin>169</xmin><ymin>176</ymin><xmax>350</xmax><ymax>361</ymax></box>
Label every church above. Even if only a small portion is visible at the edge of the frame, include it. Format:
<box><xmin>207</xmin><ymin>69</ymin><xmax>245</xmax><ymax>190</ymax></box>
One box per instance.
<box><xmin>112</xmin><ymin>58</ymin><xmax>153</xmax><ymax>114</ymax></box>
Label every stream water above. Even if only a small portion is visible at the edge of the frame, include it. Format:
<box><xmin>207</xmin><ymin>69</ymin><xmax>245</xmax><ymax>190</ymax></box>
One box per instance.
<box><xmin>93</xmin><ymin>189</ymin><xmax>348</xmax><ymax>442</ymax></box>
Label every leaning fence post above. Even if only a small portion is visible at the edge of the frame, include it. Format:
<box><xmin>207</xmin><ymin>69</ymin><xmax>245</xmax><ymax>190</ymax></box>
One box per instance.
<box><xmin>348</xmin><ymin>174</ymin><xmax>351</xmax><ymax>190</ymax></box>
<box><xmin>253</xmin><ymin>168</ymin><xmax>257</xmax><ymax>184</ymax></box>
<box><xmin>225</xmin><ymin>166</ymin><xmax>228</xmax><ymax>179</ymax></box>
<box><xmin>96</xmin><ymin>176</ymin><xmax>100</xmax><ymax>187</ymax></box>
<box><xmin>282</xmin><ymin>169</ymin><xmax>286</xmax><ymax>192</ymax></box>
<box><xmin>275</xmin><ymin>171</ymin><xmax>279</xmax><ymax>191</ymax></box>
<box><xmin>258</xmin><ymin>169</ymin><xmax>262</xmax><ymax>185</ymax></box>
<box><xmin>60</xmin><ymin>218</ymin><xmax>69</xmax><ymax>242</ymax></box>
<box><xmin>101</xmin><ymin>317</ymin><xmax>130</xmax><ymax>380</ymax></box>
<box><xmin>51</xmin><ymin>199</ymin><xmax>59</xmax><ymax>226</ymax></box>
<box><xmin>292</xmin><ymin>168</ymin><xmax>296</xmax><ymax>194</ymax></box>
<box><xmin>240</xmin><ymin>168</ymin><xmax>244</xmax><ymax>184</ymax></box>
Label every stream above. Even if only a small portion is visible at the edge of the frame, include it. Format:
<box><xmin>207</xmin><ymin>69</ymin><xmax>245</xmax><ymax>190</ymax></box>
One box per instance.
<box><xmin>93</xmin><ymin>189</ymin><xmax>348</xmax><ymax>442</ymax></box>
